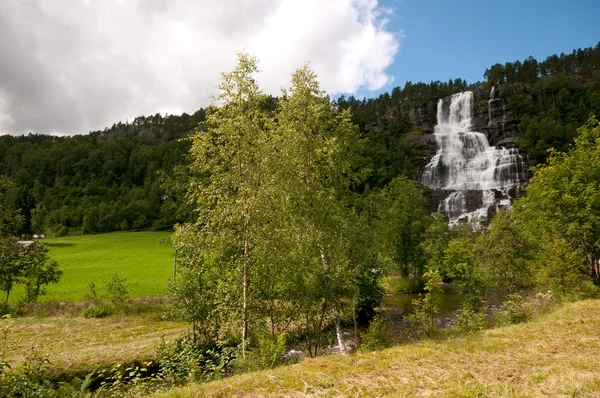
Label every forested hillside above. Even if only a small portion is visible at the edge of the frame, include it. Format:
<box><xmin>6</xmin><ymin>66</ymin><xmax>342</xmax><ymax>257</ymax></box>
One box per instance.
<box><xmin>1</xmin><ymin>43</ymin><xmax>599</xmax><ymax>237</ymax></box>
<box><xmin>0</xmin><ymin>111</ymin><xmax>205</xmax><ymax>236</ymax></box>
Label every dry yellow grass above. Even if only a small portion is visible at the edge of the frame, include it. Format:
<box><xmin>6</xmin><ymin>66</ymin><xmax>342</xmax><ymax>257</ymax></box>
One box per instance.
<box><xmin>4</xmin><ymin>316</ymin><xmax>187</xmax><ymax>374</ymax></box>
<box><xmin>153</xmin><ymin>300</ymin><xmax>600</xmax><ymax>398</ymax></box>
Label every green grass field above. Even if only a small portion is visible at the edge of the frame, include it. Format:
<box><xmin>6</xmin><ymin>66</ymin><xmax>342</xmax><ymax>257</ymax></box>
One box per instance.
<box><xmin>16</xmin><ymin>231</ymin><xmax>175</xmax><ymax>302</ymax></box>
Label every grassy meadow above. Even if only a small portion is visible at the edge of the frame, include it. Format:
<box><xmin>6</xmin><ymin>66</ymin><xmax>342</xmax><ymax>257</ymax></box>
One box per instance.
<box><xmin>15</xmin><ymin>231</ymin><xmax>175</xmax><ymax>303</ymax></box>
<box><xmin>5</xmin><ymin>316</ymin><xmax>187</xmax><ymax>375</ymax></box>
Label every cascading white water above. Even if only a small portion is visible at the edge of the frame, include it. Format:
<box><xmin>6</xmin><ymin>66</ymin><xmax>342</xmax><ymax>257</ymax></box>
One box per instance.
<box><xmin>422</xmin><ymin>91</ymin><xmax>526</xmax><ymax>226</ymax></box>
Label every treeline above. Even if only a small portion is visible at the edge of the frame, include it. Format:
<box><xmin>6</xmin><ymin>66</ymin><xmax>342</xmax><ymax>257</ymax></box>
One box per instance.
<box><xmin>0</xmin><ymin>110</ymin><xmax>204</xmax><ymax>236</ymax></box>
<box><xmin>484</xmin><ymin>42</ymin><xmax>600</xmax><ymax>85</ymax></box>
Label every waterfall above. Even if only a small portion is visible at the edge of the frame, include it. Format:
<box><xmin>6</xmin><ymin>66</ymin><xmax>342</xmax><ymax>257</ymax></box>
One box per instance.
<box><xmin>422</xmin><ymin>91</ymin><xmax>526</xmax><ymax>226</ymax></box>
<box><xmin>488</xmin><ymin>86</ymin><xmax>495</xmax><ymax>126</ymax></box>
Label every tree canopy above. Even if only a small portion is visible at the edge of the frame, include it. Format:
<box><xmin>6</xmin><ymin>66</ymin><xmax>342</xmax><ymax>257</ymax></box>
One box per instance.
<box><xmin>516</xmin><ymin>115</ymin><xmax>600</xmax><ymax>286</ymax></box>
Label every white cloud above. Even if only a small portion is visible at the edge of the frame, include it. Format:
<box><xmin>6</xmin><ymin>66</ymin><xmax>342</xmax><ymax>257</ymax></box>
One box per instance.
<box><xmin>0</xmin><ymin>0</ymin><xmax>400</xmax><ymax>135</ymax></box>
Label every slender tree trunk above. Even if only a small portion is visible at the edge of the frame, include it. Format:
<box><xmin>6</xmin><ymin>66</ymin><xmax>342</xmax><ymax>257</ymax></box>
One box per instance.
<box><xmin>3</xmin><ymin>289</ymin><xmax>10</xmax><ymax>309</ymax></box>
<box><xmin>352</xmin><ymin>285</ymin><xmax>358</xmax><ymax>345</ymax></box>
<box><xmin>589</xmin><ymin>253</ymin><xmax>600</xmax><ymax>287</ymax></box>
<box><xmin>305</xmin><ymin>311</ymin><xmax>313</xmax><ymax>358</ymax></box>
<box><xmin>320</xmin><ymin>251</ymin><xmax>347</xmax><ymax>356</ymax></box>
<box><xmin>242</xmin><ymin>237</ymin><xmax>249</xmax><ymax>358</ymax></box>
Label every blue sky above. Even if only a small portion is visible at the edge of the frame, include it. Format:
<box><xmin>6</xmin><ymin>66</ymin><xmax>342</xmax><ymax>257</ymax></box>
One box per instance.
<box><xmin>361</xmin><ymin>0</ymin><xmax>600</xmax><ymax>98</ymax></box>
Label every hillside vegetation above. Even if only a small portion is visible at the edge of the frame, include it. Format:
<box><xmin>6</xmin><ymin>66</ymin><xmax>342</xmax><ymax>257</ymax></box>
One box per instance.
<box><xmin>153</xmin><ymin>299</ymin><xmax>600</xmax><ymax>398</ymax></box>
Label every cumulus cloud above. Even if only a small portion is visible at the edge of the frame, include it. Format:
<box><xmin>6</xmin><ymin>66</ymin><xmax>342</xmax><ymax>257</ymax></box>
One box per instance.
<box><xmin>0</xmin><ymin>0</ymin><xmax>399</xmax><ymax>135</ymax></box>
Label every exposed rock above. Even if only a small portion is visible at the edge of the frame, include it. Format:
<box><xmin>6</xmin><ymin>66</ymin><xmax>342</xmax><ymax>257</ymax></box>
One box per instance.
<box><xmin>471</xmin><ymin>86</ymin><xmax>520</xmax><ymax>146</ymax></box>
<box><xmin>402</xmin><ymin>133</ymin><xmax>438</xmax><ymax>170</ymax></box>
<box><xmin>496</xmin><ymin>136</ymin><xmax>522</xmax><ymax>148</ymax></box>
<box><xmin>403</xmin><ymin>103</ymin><xmax>435</xmax><ymax>134</ymax></box>
<box><xmin>283</xmin><ymin>349</ymin><xmax>305</xmax><ymax>363</ymax></box>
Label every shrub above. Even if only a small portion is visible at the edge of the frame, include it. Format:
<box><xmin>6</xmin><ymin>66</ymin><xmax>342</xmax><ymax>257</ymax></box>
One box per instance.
<box><xmin>355</xmin><ymin>268</ymin><xmax>385</xmax><ymax>325</ymax></box>
<box><xmin>105</xmin><ymin>273</ymin><xmax>130</xmax><ymax>308</ymax></box>
<box><xmin>493</xmin><ymin>292</ymin><xmax>555</xmax><ymax>326</ymax></box>
<box><xmin>82</xmin><ymin>305</ymin><xmax>112</xmax><ymax>319</ymax></box>
<box><xmin>256</xmin><ymin>333</ymin><xmax>288</xmax><ymax>369</ymax></box>
<box><xmin>448</xmin><ymin>303</ymin><xmax>485</xmax><ymax>337</ymax></box>
<box><xmin>405</xmin><ymin>270</ymin><xmax>442</xmax><ymax>338</ymax></box>
<box><xmin>360</xmin><ymin>315</ymin><xmax>392</xmax><ymax>352</ymax></box>
<box><xmin>0</xmin><ymin>344</ymin><xmax>54</xmax><ymax>397</ymax></box>
<box><xmin>156</xmin><ymin>336</ymin><xmax>237</xmax><ymax>384</ymax></box>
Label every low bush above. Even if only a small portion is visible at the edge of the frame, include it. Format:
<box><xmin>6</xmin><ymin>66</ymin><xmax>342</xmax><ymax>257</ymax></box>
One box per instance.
<box><xmin>405</xmin><ymin>270</ymin><xmax>442</xmax><ymax>338</ymax></box>
<box><xmin>360</xmin><ymin>315</ymin><xmax>392</xmax><ymax>352</ymax></box>
<box><xmin>155</xmin><ymin>335</ymin><xmax>237</xmax><ymax>384</ymax></box>
<box><xmin>448</xmin><ymin>303</ymin><xmax>485</xmax><ymax>337</ymax></box>
<box><xmin>493</xmin><ymin>291</ymin><xmax>555</xmax><ymax>326</ymax></box>
<box><xmin>81</xmin><ymin>305</ymin><xmax>112</xmax><ymax>319</ymax></box>
<box><xmin>256</xmin><ymin>333</ymin><xmax>288</xmax><ymax>369</ymax></box>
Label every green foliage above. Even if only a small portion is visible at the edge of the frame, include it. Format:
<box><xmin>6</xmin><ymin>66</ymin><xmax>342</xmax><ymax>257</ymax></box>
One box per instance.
<box><xmin>0</xmin><ymin>124</ymin><xmax>197</xmax><ymax>237</ymax></box>
<box><xmin>444</xmin><ymin>238</ymin><xmax>484</xmax><ymax>308</ymax></box>
<box><xmin>406</xmin><ymin>270</ymin><xmax>442</xmax><ymax>338</ymax></box>
<box><xmin>354</xmin><ymin>267</ymin><xmax>385</xmax><ymax>325</ymax></box>
<box><xmin>0</xmin><ymin>315</ymin><xmax>13</xmax><ymax>377</ymax></box>
<box><xmin>83</xmin><ymin>281</ymin><xmax>99</xmax><ymax>302</ymax></box>
<box><xmin>82</xmin><ymin>305</ymin><xmax>112</xmax><ymax>319</ymax></box>
<box><xmin>474</xmin><ymin>210</ymin><xmax>536</xmax><ymax>295</ymax></box>
<box><xmin>375</xmin><ymin>177</ymin><xmax>430</xmax><ymax>277</ymax></box>
<box><xmin>516</xmin><ymin>115</ymin><xmax>600</xmax><ymax>286</ymax></box>
<box><xmin>0</xmin><ymin>237</ymin><xmax>22</xmax><ymax>309</ymax></box>
<box><xmin>448</xmin><ymin>303</ymin><xmax>485</xmax><ymax>337</ymax></box>
<box><xmin>0</xmin><ymin>177</ymin><xmax>24</xmax><ymax>237</ymax></box>
<box><xmin>175</xmin><ymin>56</ymin><xmax>375</xmax><ymax>357</ymax></box>
<box><xmin>155</xmin><ymin>336</ymin><xmax>237</xmax><ymax>384</ymax></box>
<box><xmin>493</xmin><ymin>291</ymin><xmax>555</xmax><ymax>327</ymax></box>
<box><xmin>175</xmin><ymin>53</ymin><xmax>273</xmax><ymax>353</ymax></box>
<box><xmin>1</xmin><ymin>241</ymin><xmax>62</xmax><ymax>308</ymax></box>
<box><xmin>421</xmin><ymin>213</ymin><xmax>453</xmax><ymax>281</ymax></box>
<box><xmin>494</xmin><ymin>294</ymin><xmax>531</xmax><ymax>326</ymax></box>
<box><xmin>255</xmin><ymin>333</ymin><xmax>288</xmax><ymax>369</ymax></box>
<box><xmin>535</xmin><ymin>237</ymin><xmax>599</xmax><ymax>300</ymax></box>
<box><xmin>484</xmin><ymin>42</ymin><xmax>600</xmax><ymax>86</ymax></box>
<box><xmin>0</xmin><ymin>335</ymin><xmax>54</xmax><ymax>398</ymax></box>
<box><xmin>52</xmin><ymin>374</ymin><xmax>94</xmax><ymax>398</ymax></box>
<box><xmin>21</xmin><ymin>243</ymin><xmax>63</xmax><ymax>304</ymax></box>
<box><xmin>359</xmin><ymin>315</ymin><xmax>392</xmax><ymax>352</ymax></box>
<box><xmin>105</xmin><ymin>272</ymin><xmax>130</xmax><ymax>308</ymax></box>
<box><xmin>386</xmin><ymin>276</ymin><xmax>425</xmax><ymax>295</ymax></box>
<box><xmin>96</xmin><ymin>362</ymin><xmax>155</xmax><ymax>394</ymax></box>
<box><xmin>167</xmin><ymin>266</ymin><xmax>221</xmax><ymax>341</ymax></box>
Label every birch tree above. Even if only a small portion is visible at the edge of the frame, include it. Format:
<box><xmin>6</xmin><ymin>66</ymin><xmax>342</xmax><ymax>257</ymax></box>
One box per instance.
<box><xmin>271</xmin><ymin>66</ymin><xmax>366</xmax><ymax>355</ymax></box>
<box><xmin>174</xmin><ymin>53</ymin><xmax>271</xmax><ymax>356</ymax></box>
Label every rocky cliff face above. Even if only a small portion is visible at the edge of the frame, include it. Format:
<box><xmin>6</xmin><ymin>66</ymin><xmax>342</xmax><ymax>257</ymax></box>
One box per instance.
<box><xmin>410</xmin><ymin>86</ymin><xmax>529</xmax><ymax>225</ymax></box>
<box><xmin>406</xmin><ymin>84</ymin><xmax>525</xmax><ymax>149</ymax></box>
<box><xmin>471</xmin><ymin>83</ymin><xmax>530</xmax><ymax>147</ymax></box>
